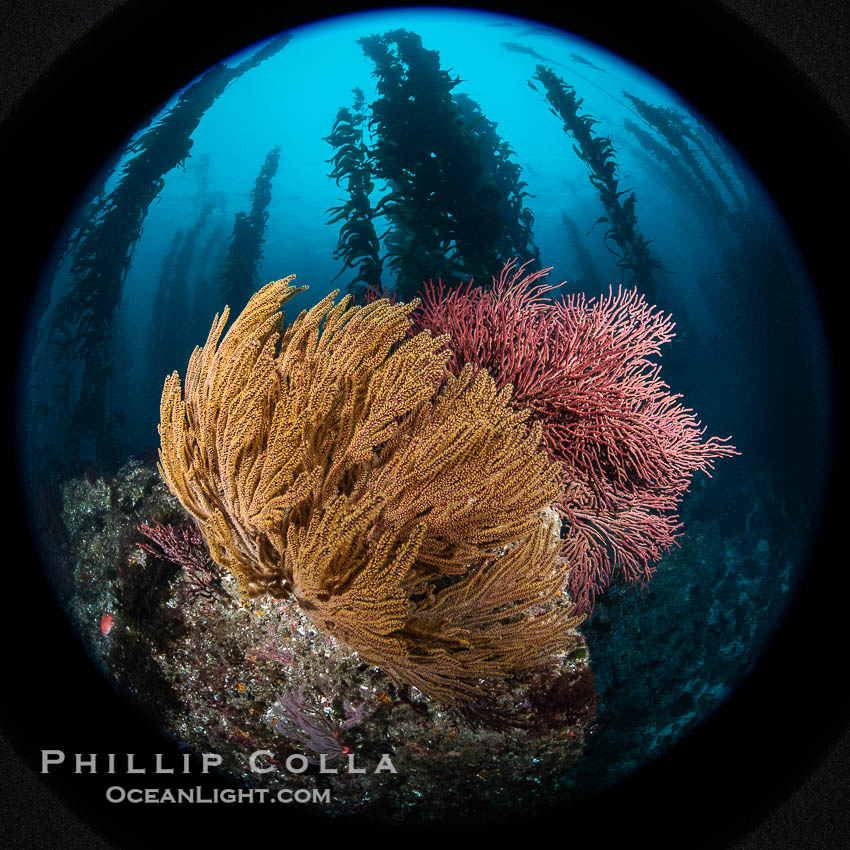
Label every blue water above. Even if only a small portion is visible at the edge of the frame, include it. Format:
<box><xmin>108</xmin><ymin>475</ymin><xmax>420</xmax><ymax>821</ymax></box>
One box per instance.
<box><xmin>19</xmin><ymin>6</ymin><xmax>834</xmax><ymax>805</ymax></box>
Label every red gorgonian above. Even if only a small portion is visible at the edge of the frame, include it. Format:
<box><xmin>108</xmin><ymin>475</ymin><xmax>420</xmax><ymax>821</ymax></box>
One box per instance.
<box><xmin>413</xmin><ymin>259</ymin><xmax>738</xmax><ymax>614</ymax></box>
<box><xmin>137</xmin><ymin>519</ymin><xmax>227</xmax><ymax>603</ymax></box>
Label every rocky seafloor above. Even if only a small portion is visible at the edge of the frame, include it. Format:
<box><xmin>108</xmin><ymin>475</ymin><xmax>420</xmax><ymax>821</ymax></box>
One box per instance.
<box><xmin>53</xmin><ymin>459</ymin><xmax>597</xmax><ymax>824</ymax></box>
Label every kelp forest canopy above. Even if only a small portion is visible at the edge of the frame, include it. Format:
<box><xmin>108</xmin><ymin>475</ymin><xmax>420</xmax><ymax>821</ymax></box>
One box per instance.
<box><xmin>323</xmin><ymin>29</ymin><xmax>710</xmax><ymax>306</ymax></box>
<box><xmin>326</xmin><ymin>29</ymin><xmax>540</xmax><ymax>300</ymax></box>
<box><xmin>23</xmin><ymin>15</ymin><xmax>768</xmax><ymax>498</ymax></box>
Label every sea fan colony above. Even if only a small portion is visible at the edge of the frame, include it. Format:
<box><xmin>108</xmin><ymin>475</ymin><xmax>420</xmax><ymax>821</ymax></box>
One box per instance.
<box><xmin>158</xmin><ymin>277</ymin><xmax>583</xmax><ymax>710</ymax></box>
<box><xmin>414</xmin><ymin>260</ymin><xmax>738</xmax><ymax>613</ymax></box>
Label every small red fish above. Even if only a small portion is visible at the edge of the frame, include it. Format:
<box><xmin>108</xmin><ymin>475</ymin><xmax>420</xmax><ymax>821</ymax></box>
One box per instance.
<box><xmin>100</xmin><ymin>613</ymin><xmax>114</xmax><ymax>636</ymax></box>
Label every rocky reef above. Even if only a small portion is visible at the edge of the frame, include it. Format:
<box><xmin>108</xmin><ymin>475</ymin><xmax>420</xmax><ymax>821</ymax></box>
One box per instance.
<box><xmin>61</xmin><ymin>458</ymin><xmax>596</xmax><ymax>823</ymax></box>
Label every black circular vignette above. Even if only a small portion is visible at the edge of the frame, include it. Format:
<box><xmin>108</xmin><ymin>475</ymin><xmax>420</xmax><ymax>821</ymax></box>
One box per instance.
<box><xmin>2</xmin><ymin>0</ymin><xmax>846</xmax><ymax>846</ymax></box>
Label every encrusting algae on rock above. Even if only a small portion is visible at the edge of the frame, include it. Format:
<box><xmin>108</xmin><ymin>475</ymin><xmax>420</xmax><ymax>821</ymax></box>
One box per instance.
<box><xmin>157</xmin><ymin>275</ymin><xmax>584</xmax><ymax>717</ymax></box>
<box><xmin>60</xmin><ymin>455</ymin><xmax>595</xmax><ymax>821</ymax></box>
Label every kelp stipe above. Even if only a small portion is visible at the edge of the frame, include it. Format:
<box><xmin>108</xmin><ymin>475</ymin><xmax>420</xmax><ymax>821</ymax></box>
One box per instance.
<box><xmin>219</xmin><ymin>145</ymin><xmax>281</xmax><ymax>313</ymax></box>
<box><xmin>623</xmin><ymin>91</ymin><xmax>743</xmax><ymax>214</ymax></box>
<box><xmin>40</xmin><ymin>34</ymin><xmax>292</xmax><ymax>472</ymax></box>
<box><xmin>359</xmin><ymin>28</ymin><xmax>496</xmax><ymax>297</ymax></box>
<box><xmin>622</xmin><ymin>116</ymin><xmax>724</xmax><ymax>232</ymax></box>
<box><xmin>534</xmin><ymin>65</ymin><xmax>661</xmax><ymax>301</ymax></box>
<box><xmin>453</xmin><ymin>92</ymin><xmax>540</xmax><ymax>267</ymax></box>
<box><xmin>330</xmin><ymin>29</ymin><xmax>537</xmax><ymax>300</ymax></box>
<box><xmin>147</xmin><ymin>202</ymin><xmax>216</xmax><ymax>389</ymax></box>
<box><xmin>560</xmin><ymin>210</ymin><xmax>603</xmax><ymax>291</ymax></box>
<box><xmin>189</xmin><ymin>221</ymin><xmax>229</xmax><ymax>344</ymax></box>
<box><xmin>325</xmin><ymin>88</ymin><xmax>383</xmax><ymax>299</ymax></box>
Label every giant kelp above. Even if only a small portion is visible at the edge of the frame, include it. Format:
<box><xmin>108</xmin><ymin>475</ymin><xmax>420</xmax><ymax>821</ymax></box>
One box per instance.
<box><xmin>623</xmin><ymin>91</ymin><xmax>742</xmax><ymax>213</ymax></box>
<box><xmin>147</xmin><ymin>202</ymin><xmax>216</xmax><ymax>389</ymax></box>
<box><xmin>157</xmin><ymin>277</ymin><xmax>582</xmax><ymax>712</ymax></box>
<box><xmin>622</xmin><ymin>117</ymin><xmax>721</xmax><ymax>223</ymax></box>
<box><xmin>534</xmin><ymin>65</ymin><xmax>661</xmax><ymax>300</ymax></box>
<box><xmin>219</xmin><ymin>145</ymin><xmax>282</xmax><ymax>313</ymax></box>
<box><xmin>189</xmin><ymin>221</ymin><xmax>229</xmax><ymax>343</ymax></box>
<box><xmin>560</xmin><ymin>210</ymin><xmax>602</xmax><ymax>291</ymax></box>
<box><xmin>360</xmin><ymin>28</ymin><xmax>500</xmax><ymax>297</ymax></box>
<box><xmin>325</xmin><ymin>89</ymin><xmax>382</xmax><ymax>299</ymax></box>
<box><xmin>454</xmin><ymin>92</ymin><xmax>540</xmax><ymax>268</ymax></box>
<box><xmin>44</xmin><ymin>33</ymin><xmax>291</xmax><ymax>469</ymax></box>
<box><xmin>327</xmin><ymin>29</ymin><xmax>538</xmax><ymax>300</ymax></box>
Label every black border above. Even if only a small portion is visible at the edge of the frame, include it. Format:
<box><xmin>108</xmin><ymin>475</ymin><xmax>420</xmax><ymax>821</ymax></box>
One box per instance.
<box><xmin>2</xmin><ymin>1</ymin><xmax>847</xmax><ymax>846</ymax></box>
